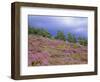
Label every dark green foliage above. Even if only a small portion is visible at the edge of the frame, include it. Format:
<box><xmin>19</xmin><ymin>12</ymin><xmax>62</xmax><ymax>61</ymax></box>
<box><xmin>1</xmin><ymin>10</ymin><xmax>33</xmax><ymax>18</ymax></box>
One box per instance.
<box><xmin>28</xmin><ymin>26</ymin><xmax>39</xmax><ymax>34</ymax></box>
<box><xmin>38</xmin><ymin>29</ymin><xmax>52</xmax><ymax>38</ymax></box>
<box><xmin>78</xmin><ymin>37</ymin><xmax>87</xmax><ymax>46</ymax></box>
<box><xmin>28</xmin><ymin>27</ymin><xmax>52</xmax><ymax>38</ymax></box>
<box><xmin>67</xmin><ymin>33</ymin><xmax>76</xmax><ymax>43</ymax></box>
<box><xmin>28</xmin><ymin>27</ymin><xmax>35</xmax><ymax>34</ymax></box>
<box><xmin>29</xmin><ymin>26</ymin><xmax>87</xmax><ymax>46</ymax></box>
<box><xmin>55</xmin><ymin>31</ymin><xmax>66</xmax><ymax>41</ymax></box>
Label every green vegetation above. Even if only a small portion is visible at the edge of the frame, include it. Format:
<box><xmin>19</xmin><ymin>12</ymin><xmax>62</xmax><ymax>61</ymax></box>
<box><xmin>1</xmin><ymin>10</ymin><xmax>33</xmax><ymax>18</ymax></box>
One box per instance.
<box><xmin>71</xmin><ymin>54</ymin><xmax>81</xmax><ymax>60</ymax></box>
<box><xmin>73</xmin><ymin>44</ymin><xmax>79</xmax><ymax>49</ymax></box>
<box><xmin>78</xmin><ymin>37</ymin><xmax>87</xmax><ymax>46</ymax></box>
<box><xmin>28</xmin><ymin>26</ymin><xmax>87</xmax><ymax>46</ymax></box>
<box><xmin>55</xmin><ymin>31</ymin><xmax>66</xmax><ymax>41</ymax></box>
<box><xmin>28</xmin><ymin>26</ymin><xmax>51</xmax><ymax>38</ymax></box>
<box><xmin>31</xmin><ymin>61</ymin><xmax>41</xmax><ymax>66</ymax></box>
<box><xmin>56</xmin><ymin>44</ymin><xmax>66</xmax><ymax>50</ymax></box>
<box><xmin>67</xmin><ymin>33</ymin><xmax>76</xmax><ymax>43</ymax></box>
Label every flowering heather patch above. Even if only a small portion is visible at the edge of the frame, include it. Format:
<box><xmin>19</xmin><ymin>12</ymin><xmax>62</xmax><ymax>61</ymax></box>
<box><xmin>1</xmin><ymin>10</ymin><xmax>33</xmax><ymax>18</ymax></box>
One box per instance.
<box><xmin>28</xmin><ymin>35</ymin><xmax>87</xmax><ymax>66</ymax></box>
<box><xmin>28</xmin><ymin>51</ymin><xmax>50</xmax><ymax>66</ymax></box>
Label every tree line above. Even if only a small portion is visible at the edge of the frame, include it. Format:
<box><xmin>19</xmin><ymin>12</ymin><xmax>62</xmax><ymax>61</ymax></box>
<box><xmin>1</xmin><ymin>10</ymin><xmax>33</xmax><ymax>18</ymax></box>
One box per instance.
<box><xmin>29</xmin><ymin>27</ymin><xmax>87</xmax><ymax>46</ymax></box>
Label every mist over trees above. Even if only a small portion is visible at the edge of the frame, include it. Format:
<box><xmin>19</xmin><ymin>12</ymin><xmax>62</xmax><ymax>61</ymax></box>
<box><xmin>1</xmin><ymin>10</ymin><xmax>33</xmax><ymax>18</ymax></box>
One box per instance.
<box><xmin>28</xmin><ymin>26</ymin><xmax>87</xmax><ymax>46</ymax></box>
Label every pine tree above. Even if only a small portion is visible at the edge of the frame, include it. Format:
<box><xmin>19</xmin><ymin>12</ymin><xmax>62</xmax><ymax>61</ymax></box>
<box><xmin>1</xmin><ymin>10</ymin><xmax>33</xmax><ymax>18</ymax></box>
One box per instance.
<box><xmin>55</xmin><ymin>31</ymin><xmax>66</xmax><ymax>41</ymax></box>
<box><xmin>67</xmin><ymin>33</ymin><xmax>76</xmax><ymax>43</ymax></box>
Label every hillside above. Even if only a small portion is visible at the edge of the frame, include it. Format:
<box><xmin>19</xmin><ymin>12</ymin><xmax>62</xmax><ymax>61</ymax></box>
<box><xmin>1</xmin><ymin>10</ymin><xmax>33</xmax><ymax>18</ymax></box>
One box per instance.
<box><xmin>28</xmin><ymin>34</ymin><xmax>87</xmax><ymax>66</ymax></box>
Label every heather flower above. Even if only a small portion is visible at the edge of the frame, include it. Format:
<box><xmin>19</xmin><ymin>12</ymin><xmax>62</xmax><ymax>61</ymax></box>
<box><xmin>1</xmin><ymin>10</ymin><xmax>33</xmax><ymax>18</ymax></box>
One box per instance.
<box><xmin>28</xmin><ymin>35</ymin><xmax>87</xmax><ymax>66</ymax></box>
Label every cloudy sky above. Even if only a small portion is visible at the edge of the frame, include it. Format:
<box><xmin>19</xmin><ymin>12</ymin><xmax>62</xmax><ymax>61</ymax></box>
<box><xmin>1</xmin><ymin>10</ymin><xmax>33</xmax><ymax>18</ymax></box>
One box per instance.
<box><xmin>28</xmin><ymin>15</ymin><xmax>88</xmax><ymax>38</ymax></box>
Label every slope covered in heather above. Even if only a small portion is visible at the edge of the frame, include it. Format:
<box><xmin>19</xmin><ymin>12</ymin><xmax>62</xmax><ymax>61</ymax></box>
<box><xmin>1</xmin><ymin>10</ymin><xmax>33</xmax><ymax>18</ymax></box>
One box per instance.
<box><xmin>28</xmin><ymin>35</ymin><xmax>87</xmax><ymax>66</ymax></box>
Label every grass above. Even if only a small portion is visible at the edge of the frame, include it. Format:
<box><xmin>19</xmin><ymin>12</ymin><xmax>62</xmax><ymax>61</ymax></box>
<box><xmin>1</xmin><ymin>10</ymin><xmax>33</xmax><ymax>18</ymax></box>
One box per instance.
<box><xmin>71</xmin><ymin>54</ymin><xmax>81</xmax><ymax>60</ymax></box>
<box><xmin>56</xmin><ymin>44</ymin><xmax>66</xmax><ymax>50</ymax></box>
<box><xmin>32</xmin><ymin>61</ymin><xmax>41</xmax><ymax>66</ymax></box>
<box><xmin>73</xmin><ymin>44</ymin><xmax>79</xmax><ymax>49</ymax></box>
